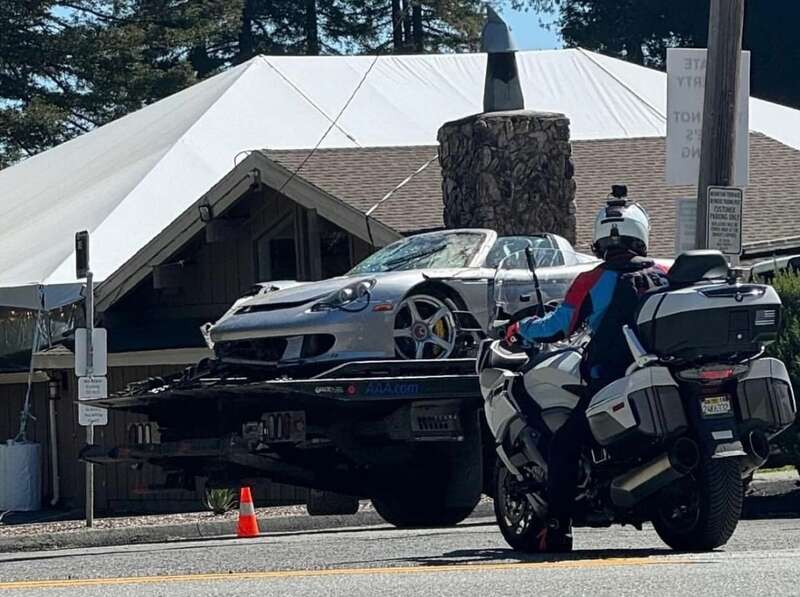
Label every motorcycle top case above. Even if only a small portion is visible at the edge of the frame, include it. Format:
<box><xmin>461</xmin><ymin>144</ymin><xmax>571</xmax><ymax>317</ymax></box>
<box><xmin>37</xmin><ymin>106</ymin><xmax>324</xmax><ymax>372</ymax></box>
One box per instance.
<box><xmin>636</xmin><ymin>283</ymin><xmax>781</xmax><ymax>361</ymax></box>
<box><xmin>586</xmin><ymin>367</ymin><xmax>688</xmax><ymax>449</ymax></box>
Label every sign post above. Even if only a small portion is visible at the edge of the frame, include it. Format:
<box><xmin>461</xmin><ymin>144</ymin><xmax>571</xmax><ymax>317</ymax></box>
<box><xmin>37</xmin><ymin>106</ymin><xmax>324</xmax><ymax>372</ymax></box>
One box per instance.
<box><xmin>74</xmin><ymin>231</ymin><xmax>108</xmax><ymax>528</ymax></box>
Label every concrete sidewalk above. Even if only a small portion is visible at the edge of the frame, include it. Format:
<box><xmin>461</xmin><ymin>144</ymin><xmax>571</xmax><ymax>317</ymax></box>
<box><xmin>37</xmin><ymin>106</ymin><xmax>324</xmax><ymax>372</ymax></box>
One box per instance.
<box><xmin>0</xmin><ymin>503</ymin><xmax>495</xmax><ymax>554</ymax></box>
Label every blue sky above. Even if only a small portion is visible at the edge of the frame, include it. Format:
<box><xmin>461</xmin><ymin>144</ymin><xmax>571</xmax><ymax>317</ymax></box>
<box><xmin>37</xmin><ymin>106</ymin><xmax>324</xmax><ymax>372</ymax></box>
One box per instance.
<box><xmin>500</xmin><ymin>6</ymin><xmax>563</xmax><ymax>50</ymax></box>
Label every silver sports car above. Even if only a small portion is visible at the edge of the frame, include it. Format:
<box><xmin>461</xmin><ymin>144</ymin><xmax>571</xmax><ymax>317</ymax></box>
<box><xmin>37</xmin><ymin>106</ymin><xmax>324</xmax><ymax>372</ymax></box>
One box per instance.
<box><xmin>204</xmin><ymin>229</ymin><xmax>598</xmax><ymax>371</ymax></box>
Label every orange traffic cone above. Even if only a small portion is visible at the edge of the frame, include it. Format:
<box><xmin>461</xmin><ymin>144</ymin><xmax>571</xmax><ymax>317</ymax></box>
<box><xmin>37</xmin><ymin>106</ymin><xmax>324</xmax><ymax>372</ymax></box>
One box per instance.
<box><xmin>237</xmin><ymin>486</ymin><xmax>260</xmax><ymax>538</ymax></box>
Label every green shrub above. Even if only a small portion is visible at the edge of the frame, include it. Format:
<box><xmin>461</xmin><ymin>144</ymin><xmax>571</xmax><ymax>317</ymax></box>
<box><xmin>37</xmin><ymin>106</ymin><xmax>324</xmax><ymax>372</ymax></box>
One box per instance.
<box><xmin>766</xmin><ymin>271</ymin><xmax>800</xmax><ymax>462</ymax></box>
<box><xmin>205</xmin><ymin>488</ymin><xmax>237</xmax><ymax>515</ymax></box>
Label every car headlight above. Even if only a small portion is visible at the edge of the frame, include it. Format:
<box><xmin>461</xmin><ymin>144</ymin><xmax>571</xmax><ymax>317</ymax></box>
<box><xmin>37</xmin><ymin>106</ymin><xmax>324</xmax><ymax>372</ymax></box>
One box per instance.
<box><xmin>311</xmin><ymin>279</ymin><xmax>376</xmax><ymax>311</ymax></box>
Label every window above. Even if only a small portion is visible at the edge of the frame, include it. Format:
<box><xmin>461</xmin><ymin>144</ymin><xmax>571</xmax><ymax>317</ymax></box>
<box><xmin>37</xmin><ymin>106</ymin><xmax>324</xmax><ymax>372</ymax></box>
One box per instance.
<box><xmin>255</xmin><ymin>216</ymin><xmax>297</xmax><ymax>282</ymax></box>
<box><xmin>484</xmin><ymin>236</ymin><xmax>563</xmax><ymax>269</ymax></box>
<box><xmin>348</xmin><ymin>231</ymin><xmax>487</xmax><ymax>275</ymax></box>
<box><xmin>320</xmin><ymin>218</ymin><xmax>352</xmax><ymax>278</ymax></box>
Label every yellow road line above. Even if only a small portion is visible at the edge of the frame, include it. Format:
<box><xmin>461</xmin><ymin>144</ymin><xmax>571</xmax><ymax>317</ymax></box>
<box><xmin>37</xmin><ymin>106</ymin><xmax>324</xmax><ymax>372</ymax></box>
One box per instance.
<box><xmin>0</xmin><ymin>556</ymin><xmax>689</xmax><ymax>590</ymax></box>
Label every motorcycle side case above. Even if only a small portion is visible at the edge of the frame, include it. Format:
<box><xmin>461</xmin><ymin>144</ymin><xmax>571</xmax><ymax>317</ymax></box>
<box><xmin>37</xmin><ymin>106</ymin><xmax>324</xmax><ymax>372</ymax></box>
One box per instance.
<box><xmin>586</xmin><ymin>367</ymin><xmax>688</xmax><ymax>448</ymax></box>
<box><xmin>736</xmin><ymin>357</ymin><xmax>797</xmax><ymax>435</ymax></box>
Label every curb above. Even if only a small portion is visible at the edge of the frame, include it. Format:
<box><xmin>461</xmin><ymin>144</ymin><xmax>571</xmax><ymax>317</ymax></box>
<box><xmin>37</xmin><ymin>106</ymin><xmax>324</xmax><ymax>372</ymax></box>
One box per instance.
<box><xmin>0</xmin><ymin>502</ymin><xmax>495</xmax><ymax>554</ymax></box>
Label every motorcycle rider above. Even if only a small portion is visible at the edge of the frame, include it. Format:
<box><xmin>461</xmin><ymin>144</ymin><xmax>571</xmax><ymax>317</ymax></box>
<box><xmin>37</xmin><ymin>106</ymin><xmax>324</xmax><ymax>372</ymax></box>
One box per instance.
<box><xmin>505</xmin><ymin>189</ymin><xmax>669</xmax><ymax>551</ymax></box>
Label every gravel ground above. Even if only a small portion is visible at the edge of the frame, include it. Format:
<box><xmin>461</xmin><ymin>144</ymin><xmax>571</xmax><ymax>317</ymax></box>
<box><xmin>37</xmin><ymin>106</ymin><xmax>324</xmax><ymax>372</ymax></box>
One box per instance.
<box><xmin>0</xmin><ymin>501</ymin><xmax>379</xmax><ymax>539</ymax></box>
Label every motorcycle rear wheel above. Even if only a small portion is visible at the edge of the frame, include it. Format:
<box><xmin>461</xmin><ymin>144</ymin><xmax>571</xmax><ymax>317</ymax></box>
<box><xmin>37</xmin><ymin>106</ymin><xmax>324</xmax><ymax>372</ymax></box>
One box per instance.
<box><xmin>494</xmin><ymin>462</ymin><xmax>570</xmax><ymax>552</ymax></box>
<box><xmin>652</xmin><ymin>455</ymin><xmax>743</xmax><ymax>551</ymax></box>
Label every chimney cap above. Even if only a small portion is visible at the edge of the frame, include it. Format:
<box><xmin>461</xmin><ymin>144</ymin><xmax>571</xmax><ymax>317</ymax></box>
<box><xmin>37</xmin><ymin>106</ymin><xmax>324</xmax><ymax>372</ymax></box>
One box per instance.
<box><xmin>481</xmin><ymin>6</ymin><xmax>518</xmax><ymax>53</ymax></box>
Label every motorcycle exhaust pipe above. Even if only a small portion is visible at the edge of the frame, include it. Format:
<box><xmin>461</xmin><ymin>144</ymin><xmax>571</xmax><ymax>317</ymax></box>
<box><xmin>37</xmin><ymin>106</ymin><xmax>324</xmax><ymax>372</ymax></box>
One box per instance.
<box><xmin>610</xmin><ymin>438</ymin><xmax>700</xmax><ymax>508</ymax></box>
<box><xmin>741</xmin><ymin>430</ymin><xmax>770</xmax><ymax>477</ymax></box>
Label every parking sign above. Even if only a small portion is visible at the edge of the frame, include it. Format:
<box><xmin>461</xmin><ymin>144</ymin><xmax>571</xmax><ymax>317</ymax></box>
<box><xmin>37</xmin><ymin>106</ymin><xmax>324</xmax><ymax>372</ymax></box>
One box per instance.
<box><xmin>706</xmin><ymin>187</ymin><xmax>743</xmax><ymax>256</ymax></box>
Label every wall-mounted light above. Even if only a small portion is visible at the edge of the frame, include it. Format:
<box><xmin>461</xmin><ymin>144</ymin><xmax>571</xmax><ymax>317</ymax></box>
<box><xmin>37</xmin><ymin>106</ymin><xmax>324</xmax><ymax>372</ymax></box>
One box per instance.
<box><xmin>198</xmin><ymin>203</ymin><xmax>213</xmax><ymax>223</ymax></box>
<box><xmin>47</xmin><ymin>378</ymin><xmax>60</xmax><ymax>401</ymax></box>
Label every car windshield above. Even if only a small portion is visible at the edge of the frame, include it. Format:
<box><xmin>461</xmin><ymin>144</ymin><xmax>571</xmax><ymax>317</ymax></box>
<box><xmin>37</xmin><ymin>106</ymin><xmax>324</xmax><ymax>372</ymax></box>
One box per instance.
<box><xmin>484</xmin><ymin>236</ymin><xmax>564</xmax><ymax>268</ymax></box>
<box><xmin>348</xmin><ymin>231</ymin><xmax>487</xmax><ymax>274</ymax></box>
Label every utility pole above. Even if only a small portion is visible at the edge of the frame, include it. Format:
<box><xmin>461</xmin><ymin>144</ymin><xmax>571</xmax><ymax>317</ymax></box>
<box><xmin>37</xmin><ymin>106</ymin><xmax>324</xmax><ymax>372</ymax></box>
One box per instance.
<box><xmin>695</xmin><ymin>0</ymin><xmax>745</xmax><ymax>249</ymax></box>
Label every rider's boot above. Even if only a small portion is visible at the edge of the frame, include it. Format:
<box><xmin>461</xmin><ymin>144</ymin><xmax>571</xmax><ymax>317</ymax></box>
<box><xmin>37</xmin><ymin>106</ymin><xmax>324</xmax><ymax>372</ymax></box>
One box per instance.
<box><xmin>536</xmin><ymin>516</ymin><xmax>574</xmax><ymax>553</ymax></box>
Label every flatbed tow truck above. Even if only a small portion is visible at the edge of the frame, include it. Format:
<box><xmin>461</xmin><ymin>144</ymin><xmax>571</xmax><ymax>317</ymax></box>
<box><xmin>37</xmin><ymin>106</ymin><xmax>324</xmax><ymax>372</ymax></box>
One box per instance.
<box><xmin>82</xmin><ymin>358</ymin><xmax>490</xmax><ymax>527</ymax></box>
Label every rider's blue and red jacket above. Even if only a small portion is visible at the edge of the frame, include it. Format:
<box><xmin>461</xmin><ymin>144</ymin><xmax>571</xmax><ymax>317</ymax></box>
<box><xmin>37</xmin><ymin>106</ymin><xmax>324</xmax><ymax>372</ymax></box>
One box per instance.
<box><xmin>518</xmin><ymin>255</ymin><xmax>668</xmax><ymax>388</ymax></box>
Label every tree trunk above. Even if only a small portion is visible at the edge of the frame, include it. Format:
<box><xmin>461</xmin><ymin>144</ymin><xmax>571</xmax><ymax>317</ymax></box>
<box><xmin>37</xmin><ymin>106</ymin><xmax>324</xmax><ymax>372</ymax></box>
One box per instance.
<box><xmin>305</xmin><ymin>0</ymin><xmax>320</xmax><ymax>55</ymax></box>
<box><xmin>188</xmin><ymin>46</ymin><xmax>221</xmax><ymax>78</ymax></box>
<box><xmin>402</xmin><ymin>0</ymin><xmax>412</xmax><ymax>51</ymax></box>
<box><xmin>412</xmin><ymin>3</ymin><xmax>423</xmax><ymax>52</ymax></box>
<box><xmin>392</xmin><ymin>0</ymin><xmax>403</xmax><ymax>51</ymax></box>
<box><xmin>237</xmin><ymin>0</ymin><xmax>256</xmax><ymax>63</ymax></box>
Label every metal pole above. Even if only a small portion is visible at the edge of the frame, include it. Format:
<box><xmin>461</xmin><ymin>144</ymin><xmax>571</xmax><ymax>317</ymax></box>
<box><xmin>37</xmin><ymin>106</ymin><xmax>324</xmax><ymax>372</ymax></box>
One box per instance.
<box><xmin>694</xmin><ymin>0</ymin><xmax>745</xmax><ymax>249</ymax></box>
<box><xmin>85</xmin><ymin>270</ymin><xmax>94</xmax><ymax>528</ymax></box>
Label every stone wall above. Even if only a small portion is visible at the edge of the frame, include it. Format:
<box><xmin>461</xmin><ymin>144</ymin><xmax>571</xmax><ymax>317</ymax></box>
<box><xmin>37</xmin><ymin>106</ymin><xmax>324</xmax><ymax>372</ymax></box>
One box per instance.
<box><xmin>438</xmin><ymin>110</ymin><xmax>577</xmax><ymax>243</ymax></box>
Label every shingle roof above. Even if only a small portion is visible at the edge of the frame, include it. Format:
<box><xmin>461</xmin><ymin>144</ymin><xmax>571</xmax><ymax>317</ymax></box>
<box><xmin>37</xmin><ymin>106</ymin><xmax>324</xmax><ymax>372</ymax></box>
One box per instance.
<box><xmin>266</xmin><ymin>133</ymin><xmax>800</xmax><ymax>258</ymax></box>
<box><xmin>265</xmin><ymin>146</ymin><xmax>443</xmax><ymax>232</ymax></box>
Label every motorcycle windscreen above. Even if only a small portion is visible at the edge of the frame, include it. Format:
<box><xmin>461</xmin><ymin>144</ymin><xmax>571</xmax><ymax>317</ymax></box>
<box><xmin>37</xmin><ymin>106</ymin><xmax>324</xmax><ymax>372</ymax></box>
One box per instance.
<box><xmin>490</xmin><ymin>246</ymin><xmax>590</xmax><ymax>327</ymax></box>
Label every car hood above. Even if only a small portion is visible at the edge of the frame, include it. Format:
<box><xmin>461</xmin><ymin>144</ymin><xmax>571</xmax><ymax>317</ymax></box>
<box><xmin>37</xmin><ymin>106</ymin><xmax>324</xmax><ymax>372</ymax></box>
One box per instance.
<box><xmin>235</xmin><ymin>277</ymin><xmax>360</xmax><ymax>307</ymax></box>
<box><xmin>229</xmin><ymin>268</ymin><xmax>483</xmax><ymax>310</ymax></box>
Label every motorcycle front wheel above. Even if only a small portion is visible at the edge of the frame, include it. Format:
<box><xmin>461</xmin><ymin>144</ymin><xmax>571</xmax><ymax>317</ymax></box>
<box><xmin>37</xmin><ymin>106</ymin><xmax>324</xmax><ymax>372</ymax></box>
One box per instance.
<box><xmin>494</xmin><ymin>462</ymin><xmax>553</xmax><ymax>552</ymax></box>
<box><xmin>652</xmin><ymin>455</ymin><xmax>743</xmax><ymax>551</ymax></box>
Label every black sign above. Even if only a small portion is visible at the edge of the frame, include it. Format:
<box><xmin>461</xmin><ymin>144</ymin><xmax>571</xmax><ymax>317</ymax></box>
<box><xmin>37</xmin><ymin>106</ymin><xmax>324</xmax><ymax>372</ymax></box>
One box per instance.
<box><xmin>75</xmin><ymin>230</ymin><xmax>90</xmax><ymax>279</ymax></box>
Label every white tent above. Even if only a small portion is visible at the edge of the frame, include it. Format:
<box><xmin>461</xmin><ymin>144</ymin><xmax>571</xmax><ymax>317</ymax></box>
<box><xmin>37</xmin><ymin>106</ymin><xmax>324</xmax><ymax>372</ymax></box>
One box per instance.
<box><xmin>2</xmin><ymin>48</ymin><xmax>800</xmax><ymax>309</ymax></box>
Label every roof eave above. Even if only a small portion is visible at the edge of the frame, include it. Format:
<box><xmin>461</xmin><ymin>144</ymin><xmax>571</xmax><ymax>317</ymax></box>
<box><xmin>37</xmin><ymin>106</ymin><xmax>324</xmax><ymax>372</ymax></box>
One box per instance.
<box><xmin>95</xmin><ymin>152</ymin><xmax>401</xmax><ymax>313</ymax></box>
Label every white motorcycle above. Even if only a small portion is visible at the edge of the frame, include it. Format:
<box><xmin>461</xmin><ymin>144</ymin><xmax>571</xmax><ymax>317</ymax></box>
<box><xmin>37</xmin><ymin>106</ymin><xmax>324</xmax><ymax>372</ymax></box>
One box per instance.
<box><xmin>479</xmin><ymin>248</ymin><xmax>796</xmax><ymax>552</ymax></box>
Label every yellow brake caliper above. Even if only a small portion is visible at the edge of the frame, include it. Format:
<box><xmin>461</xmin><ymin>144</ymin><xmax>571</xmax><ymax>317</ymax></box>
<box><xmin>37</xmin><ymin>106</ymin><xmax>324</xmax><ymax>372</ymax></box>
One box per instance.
<box><xmin>433</xmin><ymin>319</ymin><xmax>447</xmax><ymax>355</ymax></box>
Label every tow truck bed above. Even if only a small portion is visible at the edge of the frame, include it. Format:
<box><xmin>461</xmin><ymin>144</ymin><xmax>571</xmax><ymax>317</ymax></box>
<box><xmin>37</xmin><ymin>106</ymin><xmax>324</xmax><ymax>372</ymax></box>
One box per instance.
<box><xmin>91</xmin><ymin>358</ymin><xmax>480</xmax><ymax>410</ymax></box>
<box><xmin>81</xmin><ymin>358</ymin><xmax>490</xmax><ymax>523</ymax></box>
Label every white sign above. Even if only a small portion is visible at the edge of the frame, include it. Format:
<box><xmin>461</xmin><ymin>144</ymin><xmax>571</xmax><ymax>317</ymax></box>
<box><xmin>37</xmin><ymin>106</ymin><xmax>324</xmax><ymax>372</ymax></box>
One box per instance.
<box><xmin>75</xmin><ymin>328</ymin><xmax>108</xmax><ymax>377</ymax></box>
<box><xmin>78</xmin><ymin>376</ymin><xmax>108</xmax><ymax>401</ymax></box>
<box><xmin>707</xmin><ymin>186</ymin><xmax>743</xmax><ymax>255</ymax></box>
<box><xmin>78</xmin><ymin>403</ymin><xmax>108</xmax><ymax>426</ymax></box>
<box><xmin>675</xmin><ymin>198</ymin><xmax>697</xmax><ymax>255</ymax></box>
<box><xmin>666</xmin><ymin>48</ymin><xmax>750</xmax><ymax>186</ymax></box>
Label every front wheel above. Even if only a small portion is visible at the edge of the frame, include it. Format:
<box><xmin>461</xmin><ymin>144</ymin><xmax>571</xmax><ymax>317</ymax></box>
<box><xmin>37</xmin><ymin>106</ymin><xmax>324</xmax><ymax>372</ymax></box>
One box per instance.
<box><xmin>393</xmin><ymin>293</ymin><xmax>459</xmax><ymax>360</ymax></box>
<box><xmin>494</xmin><ymin>462</ymin><xmax>572</xmax><ymax>552</ymax></box>
<box><xmin>652</xmin><ymin>455</ymin><xmax>743</xmax><ymax>551</ymax></box>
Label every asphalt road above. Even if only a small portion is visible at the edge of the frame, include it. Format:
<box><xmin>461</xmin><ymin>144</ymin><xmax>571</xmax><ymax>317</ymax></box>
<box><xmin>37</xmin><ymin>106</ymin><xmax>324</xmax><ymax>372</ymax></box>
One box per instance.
<box><xmin>1</xmin><ymin>516</ymin><xmax>800</xmax><ymax>596</ymax></box>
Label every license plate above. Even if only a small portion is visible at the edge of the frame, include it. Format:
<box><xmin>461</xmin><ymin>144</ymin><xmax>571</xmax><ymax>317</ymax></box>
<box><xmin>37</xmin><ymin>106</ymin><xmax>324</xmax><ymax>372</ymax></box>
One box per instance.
<box><xmin>261</xmin><ymin>411</ymin><xmax>306</xmax><ymax>443</ymax></box>
<box><xmin>701</xmin><ymin>395</ymin><xmax>732</xmax><ymax>417</ymax></box>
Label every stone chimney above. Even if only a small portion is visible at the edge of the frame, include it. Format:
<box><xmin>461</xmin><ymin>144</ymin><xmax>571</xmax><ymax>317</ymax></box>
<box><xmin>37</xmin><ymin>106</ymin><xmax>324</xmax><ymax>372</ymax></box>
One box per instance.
<box><xmin>438</xmin><ymin>8</ymin><xmax>576</xmax><ymax>242</ymax></box>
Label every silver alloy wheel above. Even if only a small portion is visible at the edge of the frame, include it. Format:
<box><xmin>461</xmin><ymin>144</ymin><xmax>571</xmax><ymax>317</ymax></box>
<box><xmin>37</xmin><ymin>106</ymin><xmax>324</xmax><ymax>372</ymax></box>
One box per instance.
<box><xmin>393</xmin><ymin>294</ymin><xmax>457</xmax><ymax>359</ymax></box>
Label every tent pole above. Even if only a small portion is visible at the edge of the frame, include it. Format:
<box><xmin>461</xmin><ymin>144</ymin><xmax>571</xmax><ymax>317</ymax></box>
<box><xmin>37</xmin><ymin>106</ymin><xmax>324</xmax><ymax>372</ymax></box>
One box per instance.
<box><xmin>15</xmin><ymin>308</ymin><xmax>42</xmax><ymax>443</ymax></box>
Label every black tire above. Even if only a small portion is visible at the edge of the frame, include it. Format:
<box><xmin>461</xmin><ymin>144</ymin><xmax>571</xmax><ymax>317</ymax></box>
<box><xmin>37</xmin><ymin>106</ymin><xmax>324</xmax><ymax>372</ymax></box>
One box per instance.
<box><xmin>493</xmin><ymin>462</ymin><xmax>571</xmax><ymax>553</ymax></box>
<box><xmin>653</xmin><ymin>455</ymin><xmax>743</xmax><ymax>551</ymax></box>
<box><xmin>306</xmin><ymin>489</ymin><xmax>359</xmax><ymax>516</ymax></box>
<box><xmin>373</xmin><ymin>416</ymin><xmax>482</xmax><ymax>528</ymax></box>
<box><xmin>372</xmin><ymin>492</ymin><xmax>478</xmax><ymax>528</ymax></box>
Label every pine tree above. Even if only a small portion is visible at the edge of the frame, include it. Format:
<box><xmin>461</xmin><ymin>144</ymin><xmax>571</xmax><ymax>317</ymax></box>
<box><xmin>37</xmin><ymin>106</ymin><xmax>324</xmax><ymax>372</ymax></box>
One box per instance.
<box><xmin>0</xmin><ymin>1</ymin><xmax>502</xmax><ymax>166</ymax></box>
